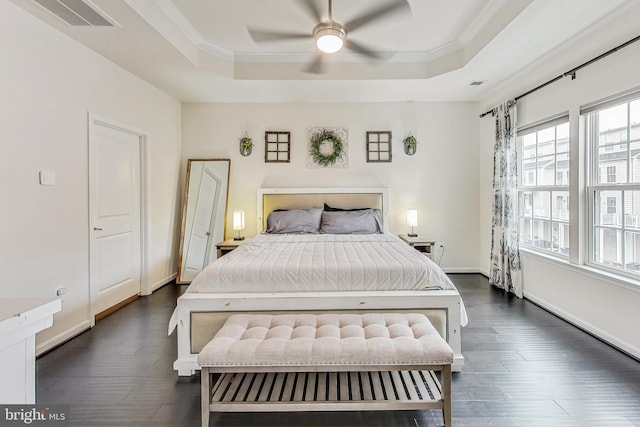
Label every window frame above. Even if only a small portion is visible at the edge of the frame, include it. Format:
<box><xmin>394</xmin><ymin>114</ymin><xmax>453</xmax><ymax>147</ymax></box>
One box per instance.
<box><xmin>584</xmin><ymin>90</ymin><xmax>640</xmax><ymax>279</ymax></box>
<box><xmin>517</xmin><ymin>115</ymin><xmax>570</xmax><ymax>257</ymax></box>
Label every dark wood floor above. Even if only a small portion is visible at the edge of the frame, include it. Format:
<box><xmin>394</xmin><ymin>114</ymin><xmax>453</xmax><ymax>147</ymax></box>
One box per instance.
<box><xmin>36</xmin><ymin>274</ymin><xmax>640</xmax><ymax>426</ymax></box>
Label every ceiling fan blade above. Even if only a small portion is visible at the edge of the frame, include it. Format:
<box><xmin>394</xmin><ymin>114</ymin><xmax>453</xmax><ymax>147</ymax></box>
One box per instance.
<box><xmin>298</xmin><ymin>0</ymin><xmax>323</xmax><ymax>22</ymax></box>
<box><xmin>304</xmin><ymin>54</ymin><xmax>325</xmax><ymax>74</ymax></box>
<box><xmin>248</xmin><ymin>27</ymin><xmax>311</xmax><ymax>43</ymax></box>
<box><xmin>344</xmin><ymin>40</ymin><xmax>390</xmax><ymax>61</ymax></box>
<box><xmin>344</xmin><ymin>0</ymin><xmax>412</xmax><ymax>33</ymax></box>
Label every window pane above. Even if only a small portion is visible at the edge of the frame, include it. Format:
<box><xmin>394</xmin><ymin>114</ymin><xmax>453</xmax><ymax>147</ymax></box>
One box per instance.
<box><xmin>533</xmin><ymin>191</ymin><xmax>550</xmax><ymax>218</ymax></box>
<box><xmin>598</xmin><ymin>104</ymin><xmax>628</xmax><ymax>141</ymax></box>
<box><xmin>624</xmin><ymin>231</ymin><xmax>640</xmax><ymax>271</ymax></box>
<box><xmin>598</xmin><ymin>147</ymin><xmax>627</xmax><ymax>184</ymax></box>
<box><xmin>594</xmin><ymin>227</ymin><xmax>621</xmax><ymax>266</ymax></box>
<box><xmin>532</xmin><ymin>219</ymin><xmax>551</xmax><ymax>249</ymax></box>
<box><xmin>537</xmin><ymin>155</ymin><xmax>555</xmax><ymax>185</ymax></box>
<box><xmin>596</xmin><ymin>190</ymin><xmax>622</xmax><ymax>226</ymax></box>
<box><xmin>552</xmin><ymin>191</ymin><xmax>569</xmax><ymax>221</ymax></box>
<box><xmin>631</xmin><ymin>100</ymin><xmax>640</xmax><ymax>141</ymax></box>
<box><xmin>556</xmin><ymin>153</ymin><xmax>569</xmax><ymax>185</ymax></box>
<box><xmin>555</xmin><ymin>223</ymin><xmax>570</xmax><ymax>255</ymax></box>
<box><xmin>556</xmin><ymin>122</ymin><xmax>570</xmax><ymax>153</ymax></box>
<box><xmin>623</xmin><ymin>190</ymin><xmax>640</xmax><ymax>230</ymax></box>
<box><xmin>520</xmin><ymin>217</ymin><xmax>532</xmax><ymax>245</ymax></box>
<box><xmin>521</xmin><ymin>160</ymin><xmax>536</xmax><ymax>186</ymax></box>
<box><xmin>537</xmin><ymin>128</ymin><xmax>556</xmax><ymax>155</ymax></box>
<box><xmin>522</xmin><ymin>133</ymin><xmax>537</xmax><ymax>159</ymax></box>
<box><xmin>631</xmin><ymin>142</ymin><xmax>640</xmax><ymax>183</ymax></box>
<box><xmin>520</xmin><ymin>191</ymin><xmax>533</xmax><ymax>217</ymax></box>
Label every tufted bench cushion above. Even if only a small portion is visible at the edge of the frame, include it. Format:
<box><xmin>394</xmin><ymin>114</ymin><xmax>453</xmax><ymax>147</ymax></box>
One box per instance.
<box><xmin>198</xmin><ymin>312</ymin><xmax>453</xmax><ymax>368</ymax></box>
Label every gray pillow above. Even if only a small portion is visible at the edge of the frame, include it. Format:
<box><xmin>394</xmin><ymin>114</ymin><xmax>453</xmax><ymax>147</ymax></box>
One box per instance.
<box><xmin>319</xmin><ymin>209</ymin><xmax>383</xmax><ymax>234</ymax></box>
<box><xmin>266</xmin><ymin>208</ymin><xmax>322</xmax><ymax>234</ymax></box>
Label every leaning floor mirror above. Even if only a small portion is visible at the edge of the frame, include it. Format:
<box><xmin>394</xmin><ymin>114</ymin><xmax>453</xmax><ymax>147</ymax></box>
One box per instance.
<box><xmin>177</xmin><ymin>159</ymin><xmax>230</xmax><ymax>284</ymax></box>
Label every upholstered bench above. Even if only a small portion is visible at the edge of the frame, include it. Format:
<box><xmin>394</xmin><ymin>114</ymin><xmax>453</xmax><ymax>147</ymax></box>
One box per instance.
<box><xmin>198</xmin><ymin>313</ymin><xmax>453</xmax><ymax>427</ymax></box>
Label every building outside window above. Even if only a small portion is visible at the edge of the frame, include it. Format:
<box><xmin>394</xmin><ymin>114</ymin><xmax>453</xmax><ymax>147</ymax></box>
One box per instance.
<box><xmin>583</xmin><ymin>92</ymin><xmax>640</xmax><ymax>275</ymax></box>
<box><xmin>518</xmin><ymin>116</ymin><xmax>570</xmax><ymax>256</ymax></box>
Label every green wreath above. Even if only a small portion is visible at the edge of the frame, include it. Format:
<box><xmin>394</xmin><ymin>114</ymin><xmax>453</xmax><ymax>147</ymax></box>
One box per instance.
<box><xmin>310</xmin><ymin>129</ymin><xmax>344</xmax><ymax>167</ymax></box>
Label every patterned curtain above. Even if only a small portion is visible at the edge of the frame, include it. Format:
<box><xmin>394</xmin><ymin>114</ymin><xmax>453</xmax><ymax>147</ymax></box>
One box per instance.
<box><xmin>489</xmin><ymin>101</ymin><xmax>522</xmax><ymax>297</ymax></box>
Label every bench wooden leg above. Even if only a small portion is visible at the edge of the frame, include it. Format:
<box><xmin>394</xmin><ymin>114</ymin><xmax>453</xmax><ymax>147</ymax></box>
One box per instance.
<box><xmin>442</xmin><ymin>364</ymin><xmax>452</xmax><ymax>427</ymax></box>
<box><xmin>201</xmin><ymin>367</ymin><xmax>210</xmax><ymax>427</ymax></box>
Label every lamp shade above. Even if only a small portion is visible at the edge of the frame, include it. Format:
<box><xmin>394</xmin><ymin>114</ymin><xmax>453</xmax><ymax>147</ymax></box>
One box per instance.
<box><xmin>406</xmin><ymin>209</ymin><xmax>418</xmax><ymax>227</ymax></box>
<box><xmin>316</xmin><ymin>33</ymin><xmax>343</xmax><ymax>53</ymax></box>
<box><xmin>314</xmin><ymin>23</ymin><xmax>346</xmax><ymax>54</ymax></box>
<box><xmin>232</xmin><ymin>211</ymin><xmax>245</xmax><ymax>231</ymax></box>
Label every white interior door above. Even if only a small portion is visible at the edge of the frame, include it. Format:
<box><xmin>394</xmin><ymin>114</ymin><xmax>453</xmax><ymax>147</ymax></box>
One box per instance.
<box><xmin>183</xmin><ymin>167</ymin><xmax>220</xmax><ymax>281</ymax></box>
<box><xmin>89</xmin><ymin>122</ymin><xmax>141</xmax><ymax>317</ymax></box>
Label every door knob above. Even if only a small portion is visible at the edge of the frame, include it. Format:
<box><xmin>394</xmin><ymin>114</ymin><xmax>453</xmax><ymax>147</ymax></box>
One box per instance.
<box><xmin>93</xmin><ymin>227</ymin><xmax>103</xmax><ymax>231</ymax></box>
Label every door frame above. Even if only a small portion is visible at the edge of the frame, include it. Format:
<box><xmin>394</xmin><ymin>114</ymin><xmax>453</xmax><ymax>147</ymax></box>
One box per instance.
<box><xmin>88</xmin><ymin>113</ymin><xmax>150</xmax><ymax>324</ymax></box>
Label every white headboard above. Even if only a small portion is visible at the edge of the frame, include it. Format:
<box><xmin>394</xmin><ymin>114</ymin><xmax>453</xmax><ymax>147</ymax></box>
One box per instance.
<box><xmin>257</xmin><ymin>187</ymin><xmax>389</xmax><ymax>234</ymax></box>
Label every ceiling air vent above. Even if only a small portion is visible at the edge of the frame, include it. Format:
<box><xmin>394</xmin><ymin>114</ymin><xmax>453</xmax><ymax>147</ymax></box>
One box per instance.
<box><xmin>33</xmin><ymin>0</ymin><xmax>114</xmax><ymax>26</ymax></box>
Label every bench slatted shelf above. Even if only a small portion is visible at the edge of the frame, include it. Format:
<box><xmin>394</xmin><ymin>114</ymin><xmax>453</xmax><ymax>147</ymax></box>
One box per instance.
<box><xmin>199</xmin><ymin>313</ymin><xmax>453</xmax><ymax>426</ymax></box>
<box><xmin>206</xmin><ymin>369</ymin><xmax>447</xmax><ymax>411</ymax></box>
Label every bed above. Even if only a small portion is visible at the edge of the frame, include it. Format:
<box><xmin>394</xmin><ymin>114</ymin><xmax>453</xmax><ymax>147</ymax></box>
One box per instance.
<box><xmin>169</xmin><ymin>187</ymin><xmax>467</xmax><ymax>376</ymax></box>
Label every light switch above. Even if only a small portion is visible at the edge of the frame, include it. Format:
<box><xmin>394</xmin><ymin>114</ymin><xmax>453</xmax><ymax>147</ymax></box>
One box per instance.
<box><xmin>39</xmin><ymin>170</ymin><xmax>56</xmax><ymax>186</ymax></box>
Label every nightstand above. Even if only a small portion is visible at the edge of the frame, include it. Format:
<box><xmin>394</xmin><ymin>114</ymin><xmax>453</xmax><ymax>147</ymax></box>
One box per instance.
<box><xmin>216</xmin><ymin>239</ymin><xmax>248</xmax><ymax>258</ymax></box>
<box><xmin>398</xmin><ymin>235</ymin><xmax>436</xmax><ymax>260</ymax></box>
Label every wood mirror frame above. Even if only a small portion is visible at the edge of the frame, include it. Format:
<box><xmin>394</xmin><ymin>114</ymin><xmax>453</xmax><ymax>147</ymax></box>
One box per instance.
<box><xmin>176</xmin><ymin>159</ymin><xmax>230</xmax><ymax>284</ymax></box>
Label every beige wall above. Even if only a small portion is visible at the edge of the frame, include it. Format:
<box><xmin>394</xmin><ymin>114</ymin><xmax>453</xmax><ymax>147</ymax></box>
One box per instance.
<box><xmin>0</xmin><ymin>2</ymin><xmax>182</xmax><ymax>352</ymax></box>
<box><xmin>182</xmin><ymin>101</ymin><xmax>481</xmax><ymax>271</ymax></box>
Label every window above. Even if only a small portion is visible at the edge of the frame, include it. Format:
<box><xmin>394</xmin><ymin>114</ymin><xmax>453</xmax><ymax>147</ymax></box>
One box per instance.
<box><xmin>518</xmin><ymin>116</ymin><xmax>570</xmax><ymax>256</ymax></box>
<box><xmin>584</xmin><ymin>92</ymin><xmax>640</xmax><ymax>275</ymax></box>
<box><xmin>606</xmin><ymin>197</ymin><xmax>617</xmax><ymax>215</ymax></box>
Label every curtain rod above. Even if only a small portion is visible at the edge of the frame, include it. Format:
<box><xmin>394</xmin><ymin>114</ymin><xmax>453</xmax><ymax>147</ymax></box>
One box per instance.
<box><xmin>479</xmin><ymin>33</ymin><xmax>640</xmax><ymax>118</ymax></box>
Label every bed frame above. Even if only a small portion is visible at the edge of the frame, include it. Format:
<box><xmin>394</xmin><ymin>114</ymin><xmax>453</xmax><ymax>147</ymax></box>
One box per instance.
<box><xmin>171</xmin><ymin>187</ymin><xmax>464</xmax><ymax>376</ymax></box>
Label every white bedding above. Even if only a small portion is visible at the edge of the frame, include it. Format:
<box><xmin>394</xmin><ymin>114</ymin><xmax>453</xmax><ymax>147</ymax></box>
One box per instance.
<box><xmin>186</xmin><ymin>233</ymin><xmax>468</xmax><ymax>325</ymax></box>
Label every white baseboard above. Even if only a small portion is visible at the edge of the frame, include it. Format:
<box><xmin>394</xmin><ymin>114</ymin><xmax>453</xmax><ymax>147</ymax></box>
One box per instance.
<box><xmin>524</xmin><ymin>292</ymin><xmax>640</xmax><ymax>360</ymax></box>
<box><xmin>36</xmin><ymin>274</ymin><xmax>176</xmax><ymax>356</ymax></box>
<box><xmin>141</xmin><ymin>273</ymin><xmax>177</xmax><ymax>296</ymax></box>
<box><xmin>151</xmin><ymin>273</ymin><xmax>176</xmax><ymax>292</ymax></box>
<box><xmin>36</xmin><ymin>320</ymin><xmax>92</xmax><ymax>356</ymax></box>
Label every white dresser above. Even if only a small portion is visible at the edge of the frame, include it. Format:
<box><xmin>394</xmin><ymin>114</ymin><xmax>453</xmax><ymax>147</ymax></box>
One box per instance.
<box><xmin>0</xmin><ymin>298</ymin><xmax>61</xmax><ymax>404</ymax></box>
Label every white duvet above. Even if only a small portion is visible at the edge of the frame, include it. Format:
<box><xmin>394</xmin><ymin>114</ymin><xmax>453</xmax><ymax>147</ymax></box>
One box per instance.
<box><xmin>186</xmin><ymin>233</ymin><xmax>467</xmax><ymax>325</ymax></box>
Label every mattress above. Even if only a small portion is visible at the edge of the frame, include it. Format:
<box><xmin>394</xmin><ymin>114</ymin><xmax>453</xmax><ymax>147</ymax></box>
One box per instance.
<box><xmin>186</xmin><ymin>233</ymin><xmax>467</xmax><ymax>326</ymax></box>
<box><xmin>188</xmin><ymin>234</ymin><xmax>450</xmax><ymax>292</ymax></box>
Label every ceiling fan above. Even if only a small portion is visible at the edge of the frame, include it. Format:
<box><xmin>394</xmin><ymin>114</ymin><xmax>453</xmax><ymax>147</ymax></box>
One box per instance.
<box><xmin>247</xmin><ymin>0</ymin><xmax>412</xmax><ymax>74</ymax></box>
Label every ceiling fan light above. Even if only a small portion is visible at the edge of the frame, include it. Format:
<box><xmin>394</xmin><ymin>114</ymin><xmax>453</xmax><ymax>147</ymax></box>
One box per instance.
<box><xmin>314</xmin><ymin>25</ymin><xmax>345</xmax><ymax>53</ymax></box>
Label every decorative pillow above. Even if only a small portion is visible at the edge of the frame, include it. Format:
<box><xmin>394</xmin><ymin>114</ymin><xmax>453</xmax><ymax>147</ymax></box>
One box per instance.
<box><xmin>266</xmin><ymin>208</ymin><xmax>322</xmax><ymax>234</ymax></box>
<box><xmin>320</xmin><ymin>209</ymin><xmax>383</xmax><ymax>234</ymax></box>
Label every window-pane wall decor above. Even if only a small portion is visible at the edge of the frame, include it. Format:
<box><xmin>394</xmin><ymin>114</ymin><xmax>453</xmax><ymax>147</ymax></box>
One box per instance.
<box><xmin>366</xmin><ymin>131</ymin><xmax>392</xmax><ymax>162</ymax></box>
<box><xmin>265</xmin><ymin>131</ymin><xmax>291</xmax><ymax>163</ymax></box>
